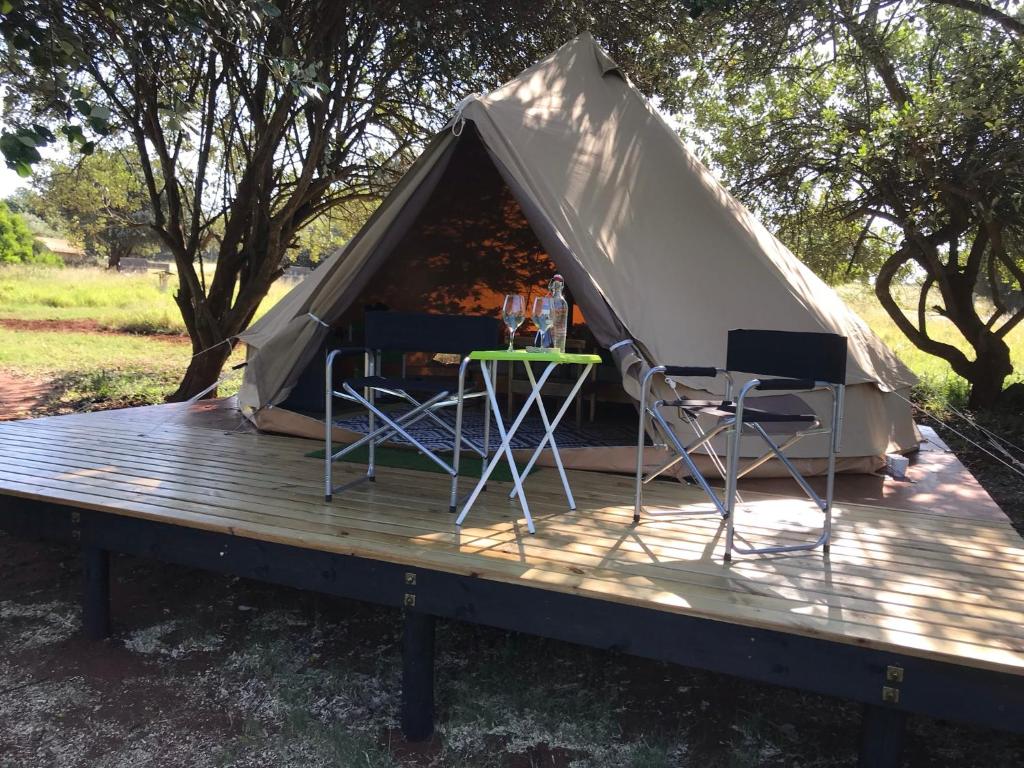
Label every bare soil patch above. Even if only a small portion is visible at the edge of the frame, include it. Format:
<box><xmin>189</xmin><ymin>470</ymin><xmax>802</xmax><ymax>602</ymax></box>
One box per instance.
<box><xmin>0</xmin><ymin>317</ymin><xmax>188</xmax><ymax>340</ymax></box>
<box><xmin>0</xmin><ymin>372</ymin><xmax>53</xmax><ymax>422</ymax></box>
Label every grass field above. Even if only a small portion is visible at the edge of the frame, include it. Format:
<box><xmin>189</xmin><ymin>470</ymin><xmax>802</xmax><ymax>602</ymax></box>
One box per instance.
<box><xmin>836</xmin><ymin>284</ymin><xmax>1024</xmax><ymax>409</ymax></box>
<box><xmin>0</xmin><ymin>264</ymin><xmax>294</xmax><ymax>335</ymax></box>
<box><xmin>0</xmin><ymin>266</ymin><xmax>291</xmax><ymax>409</ymax></box>
<box><xmin>0</xmin><ymin>265</ymin><xmax>1021</xmax><ymax>412</ymax></box>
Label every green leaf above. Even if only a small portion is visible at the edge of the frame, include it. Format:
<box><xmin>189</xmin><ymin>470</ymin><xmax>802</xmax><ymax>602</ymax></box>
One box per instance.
<box><xmin>260</xmin><ymin>2</ymin><xmax>281</xmax><ymax>18</ymax></box>
<box><xmin>1</xmin><ymin>1</ymin><xmax>15</xmax><ymax>14</ymax></box>
<box><xmin>61</xmin><ymin>124</ymin><xmax>86</xmax><ymax>145</ymax></box>
<box><xmin>31</xmin><ymin>124</ymin><xmax>55</xmax><ymax>142</ymax></box>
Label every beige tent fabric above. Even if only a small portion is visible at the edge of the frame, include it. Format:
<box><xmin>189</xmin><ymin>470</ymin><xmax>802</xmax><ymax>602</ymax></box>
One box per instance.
<box><xmin>237</xmin><ymin>132</ymin><xmax>458</xmax><ymax>417</ymax></box>
<box><xmin>238</xmin><ymin>33</ymin><xmax>919</xmax><ymax>462</ymax></box>
<box><xmin>461</xmin><ymin>34</ymin><xmax>914</xmax><ymax>391</ymax></box>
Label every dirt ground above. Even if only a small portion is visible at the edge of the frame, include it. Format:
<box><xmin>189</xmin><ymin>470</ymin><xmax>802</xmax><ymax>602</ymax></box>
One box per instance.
<box><xmin>0</xmin><ymin>372</ymin><xmax>53</xmax><ymax>422</ymax></box>
<box><xmin>0</xmin><ymin>318</ymin><xmax>187</xmax><ymax>338</ymax></box>
<box><xmin>1</xmin><ymin>373</ymin><xmax>1023</xmax><ymax>767</ymax></box>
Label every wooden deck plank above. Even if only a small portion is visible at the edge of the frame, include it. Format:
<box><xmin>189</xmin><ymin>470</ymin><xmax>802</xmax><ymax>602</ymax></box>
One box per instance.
<box><xmin>4</xmin><ymin>472</ymin><xmax>1024</xmax><ymax>674</ymax></box>
<box><xmin>8</xmin><ymin>417</ymin><xmax>1023</xmax><ymax>557</ymax></box>
<box><xmin>4</xmin><ymin>451</ymin><xmax>1024</xmax><ymax>645</ymax></box>
<box><xmin>10</xmin><ymin>445</ymin><xmax>1024</xmax><ymax>646</ymax></box>
<box><xmin>1</xmin><ymin>409</ymin><xmax>1024</xmax><ymax>678</ymax></box>
<box><xmin>5</xmin><ymin>431</ymin><xmax>1023</xmax><ymax>608</ymax></box>
<box><xmin>12</xmin><ymin>415</ymin><xmax>1021</xmax><ymax>541</ymax></box>
<box><xmin>3</xmin><ymin>429</ymin><xmax>1024</xmax><ymax>590</ymax></box>
<box><xmin>4</xmin><ymin>424</ymin><xmax>1024</xmax><ymax>608</ymax></box>
<box><xmin>24</xmin><ymin>402</ymin><xmax>1010</xmax><ymax>524</ymax></box>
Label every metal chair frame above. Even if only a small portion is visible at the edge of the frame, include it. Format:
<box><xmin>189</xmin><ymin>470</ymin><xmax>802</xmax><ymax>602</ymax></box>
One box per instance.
<box><xmin>634</xmin><ymin>365</ymin><xmax>736</xmax><ymax>518</ymax></box>
<box><xmin>324</xmin><ymin>317</ymin><xmax>496</xmax><ymax>504</ymax></box>
<box><xmin>633</xmin><ymin>333</ymin><xmax>847</xmax><ymax>561</ymax></box>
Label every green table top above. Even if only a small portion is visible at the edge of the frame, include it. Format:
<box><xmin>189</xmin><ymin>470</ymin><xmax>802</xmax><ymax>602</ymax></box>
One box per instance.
<box><xmin>469</xmin><ymin>349</ymin><xmax>602</xmax><ymax>365</ymax></box>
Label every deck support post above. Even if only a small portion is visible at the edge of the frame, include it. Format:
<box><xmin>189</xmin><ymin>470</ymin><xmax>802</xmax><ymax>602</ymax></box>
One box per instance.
<box><xmin>401</xmin><ymin>609</ymin><xmax>435</xmax><ymax>742</ymax></box>
<box><xmin>859</xmin><ymin>705</ymin><xmax>906</xmax><ymax>768</ymax></box>
<box><xmin>82</xmin><ymin>546</ymin><xmax>111</xmax><ymax>640</ymax></box>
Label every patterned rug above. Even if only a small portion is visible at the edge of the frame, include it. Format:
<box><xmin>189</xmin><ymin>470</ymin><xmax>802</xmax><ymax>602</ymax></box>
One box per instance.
<box><xmin>333</xmin><ymin>406</ymin><xmax>636</xmax><ymax>451</ymax></box>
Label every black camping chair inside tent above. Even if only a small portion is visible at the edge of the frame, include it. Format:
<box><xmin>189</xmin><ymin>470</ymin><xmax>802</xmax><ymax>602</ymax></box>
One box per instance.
<box><xmin>324</xmin><ymin>311</ymin><xmax>501</xmax><ymax>504</ymax></box>
<box><xmin>634</xmin><ymin>329</ymin><xmax>847</xmax><ymax>560</ymax></box>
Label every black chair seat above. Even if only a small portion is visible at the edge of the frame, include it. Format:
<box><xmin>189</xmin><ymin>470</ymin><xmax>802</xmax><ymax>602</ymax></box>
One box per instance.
<box><xmin>347</xmin><ymin>375</ymin><xmax>473</xmax><ymax>395</ymax></box>
<box><xmin>665</xmin><ymin>399</ymin><xmax>817</xmax><ymax>424</ymax></box>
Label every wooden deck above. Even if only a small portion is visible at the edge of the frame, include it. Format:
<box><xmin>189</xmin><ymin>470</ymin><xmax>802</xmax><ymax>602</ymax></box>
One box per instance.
<box><xmin>1</xmin><ymin>402</ymin><xmax>1023</xmax><ymax>680</ymax></box>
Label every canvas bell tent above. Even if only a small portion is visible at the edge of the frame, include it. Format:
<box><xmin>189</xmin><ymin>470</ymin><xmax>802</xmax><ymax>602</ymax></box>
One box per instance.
<box><xmin>236</xmin><ymin>33</ymin><xmax>918</xmax><ymax>474</ymax></box>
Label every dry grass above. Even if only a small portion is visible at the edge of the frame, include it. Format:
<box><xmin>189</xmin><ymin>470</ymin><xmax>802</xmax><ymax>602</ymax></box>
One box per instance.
<box><xmin>837</xmin><ymin>283</ymin><xmax>1024</xmax><ymax>409</ymax></box>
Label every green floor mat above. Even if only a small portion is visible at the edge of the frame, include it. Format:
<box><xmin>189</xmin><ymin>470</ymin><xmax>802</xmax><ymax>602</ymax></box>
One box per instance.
<box><xmin>306</xmin><ymin>443</ymin><xmax>527</xmax><ymax>483</ymax></box>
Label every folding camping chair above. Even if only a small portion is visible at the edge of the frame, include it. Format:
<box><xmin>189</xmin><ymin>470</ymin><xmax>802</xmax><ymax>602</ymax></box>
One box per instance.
<box><xmin>634</xmin><ymin>329</ymin><xmax>847</xmax><ymax>560</ymax></box>
<box><xmin>324</xmin><ymin>311</ymin><xmax>500</xmax><ymax>504</ymax></box>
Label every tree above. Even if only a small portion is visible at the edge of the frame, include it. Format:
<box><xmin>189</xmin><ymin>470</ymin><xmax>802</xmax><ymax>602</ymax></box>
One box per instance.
<box><xmin>288</xmin><ymin>198</ymin><xmax>378</xmax><ymax>267</ymax></box>
<box><xmin>0</xmin><ymin>199</ymin><xmax>60</xmax><ymax>264</ymax></box>
<box><xmin>2</xmin><ymin>0</ymin><xmax>701</xmax><ymax>400</ymax></box>
<box><xmin>30</xmin><ymin>151</ymin><xmax>159</xmax><ymax>269</ymax></box>
<box><xmin>675</xmin><ymin>0</ymin><xmax>1024</xmax><ymax>407</ymax></box>
<box><xmin>0</xmin><ymin>200</ymin><xmax>35</xmax><ymax>263</ymax></box>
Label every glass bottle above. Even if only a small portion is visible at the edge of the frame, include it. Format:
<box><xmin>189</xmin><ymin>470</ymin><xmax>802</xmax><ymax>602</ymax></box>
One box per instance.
<box><xmin>549</xmin><ymin>274</ymin><xmax>569</xmax><ymax>353</ymax></box>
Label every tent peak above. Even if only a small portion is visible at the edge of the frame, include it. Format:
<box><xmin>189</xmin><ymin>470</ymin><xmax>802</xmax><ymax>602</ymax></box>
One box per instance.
<box><xmin>575</xmin><ymin>32</ymin><xmax>622</xmax><ymax>78</ymax></box>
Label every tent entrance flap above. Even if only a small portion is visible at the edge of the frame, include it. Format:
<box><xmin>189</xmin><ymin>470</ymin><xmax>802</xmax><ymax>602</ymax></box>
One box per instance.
<box><xmin>333</xmin><ymin>125</ymin><xmax>593</xmax><ymax>332</ymax></box>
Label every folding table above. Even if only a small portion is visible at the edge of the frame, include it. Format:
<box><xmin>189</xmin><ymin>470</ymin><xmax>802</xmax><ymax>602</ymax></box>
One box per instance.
<box><xmin>452</xmin><ymin>349</ymin><xmax>602</xmax><ymax>533</ymax></box>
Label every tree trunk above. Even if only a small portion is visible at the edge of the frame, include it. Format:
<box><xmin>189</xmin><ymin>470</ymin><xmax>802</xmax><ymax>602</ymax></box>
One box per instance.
<box><xmin>966</xmin><ymin>334</ymin><xmax>1013</xmax><ymax>409</ymax></box>
<box><xmin>107</xmin><ymin>243</ymin><xmax>132</xmax><ymax>270</ymax></box>
<box><xmin>165</xmin><ymin>251</ymin><xmax>281</xmax><ymax>402</ymax></box>
<box><xmin>875</xmin><ymin>242</ymin><xmax>1015</xmax><ymax>411</ymax></box>
<box><xmin>167</xmin><ymin>339</ymin><xmax>235</xmax><ymax>403</ymax></box>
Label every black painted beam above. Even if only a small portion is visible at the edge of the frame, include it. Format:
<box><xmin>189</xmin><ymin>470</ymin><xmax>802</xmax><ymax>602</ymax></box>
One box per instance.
<box><xmin>401</xmin><ymin>610</ymin><xmax>436</xmax><ymax>742</ymax></box>
<box><xmin>2</xmin><ymin>497</ymin><xmax>1022</xmax><ymax>739</ymax></box>
<box><xmin>859</xmin><ymin>705</ymin><xmax>907</xmax><ymax>768</ymax></box>
<box><xmin>82</xmin><ymin>546</ymin><xmax>110</xmax><ymax>640</ymax></box>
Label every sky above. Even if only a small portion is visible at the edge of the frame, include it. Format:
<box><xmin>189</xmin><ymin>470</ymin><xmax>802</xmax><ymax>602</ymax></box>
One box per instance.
<box><xmin>0</xmin><ymin>166</ymin><xmax>28</xmax><ymax>200</ymax></box>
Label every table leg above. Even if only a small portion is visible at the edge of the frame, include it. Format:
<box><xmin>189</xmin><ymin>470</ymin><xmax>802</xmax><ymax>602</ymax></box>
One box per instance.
<box><xmin>512</xmin><ymin>362</ymin><xmax>575</xmax><ymax>509</ymax></box>
<box><xmin>510</xmin><ymin>363</ymin><xmax>594</xmax><ymax>508</ymax></box>
<box><xmin>455</xmin><ymin>362</ymin><xmax>557</xmax><ymax>534</ymax></box>
<box><xmin>450</xmin><ymin>357</ymin><xmax>471</xmax><ymax>513</ymax></box>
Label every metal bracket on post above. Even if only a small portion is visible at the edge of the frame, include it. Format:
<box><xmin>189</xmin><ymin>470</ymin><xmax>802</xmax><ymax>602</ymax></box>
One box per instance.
<box><xmin>885</xmin><ymin>665</ymin><xmax>904</xmax><ymax>684</ymax></box>
<box><xmin>882</xmin><ymin>663</ymin><xmax>904</xmax><ymax>702</ymax></box>
<box><xmin>860</xmin><ymin>663</ymin><xmax>907</xmax><ymax>767</ymax></box>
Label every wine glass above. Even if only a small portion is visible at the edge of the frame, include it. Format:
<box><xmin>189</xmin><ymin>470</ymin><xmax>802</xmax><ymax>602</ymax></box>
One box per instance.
<box><xmin>502</xmin><ymin>294</ymin><xmax>526</xmax><ymax>351</ymax></box>
<box><xmin>532</xmin><ymin>296</ymin><xmax>553</xmax><ymax>348</ymax></box>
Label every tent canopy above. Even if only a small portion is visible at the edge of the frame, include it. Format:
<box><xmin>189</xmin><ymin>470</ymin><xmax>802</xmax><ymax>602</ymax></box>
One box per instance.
<box><xmin>238</xmin><ymin>33</ymin><xmax>918</xmax><ymax>463</ymax></box>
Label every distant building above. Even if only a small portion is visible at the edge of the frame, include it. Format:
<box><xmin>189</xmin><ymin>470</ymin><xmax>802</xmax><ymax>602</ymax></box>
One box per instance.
<box><xmin>34</xmin><ymin>236</ymin><xmax>91</xmax><ymax>266</ymax></box>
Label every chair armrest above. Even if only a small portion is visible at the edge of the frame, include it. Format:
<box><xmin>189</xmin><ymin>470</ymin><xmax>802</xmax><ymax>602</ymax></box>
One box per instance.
<box><xmin>754</xmin><ymin>378</ymin><xmax>817</xmax><ymax>391</ymax></box>
<box><xmin>326</xmin><ymin>346</ymin><xmax>374</xmax><ymax>379</ymax></box>
<box><xmin>663</xmin><ymin>366</ymin><xmax>719</xmax><ymax>378</ymax></box>
<box><xmin>327</xmin><ymin>346</ymin><xmax>371</xmax><ymax>357</ymax></box>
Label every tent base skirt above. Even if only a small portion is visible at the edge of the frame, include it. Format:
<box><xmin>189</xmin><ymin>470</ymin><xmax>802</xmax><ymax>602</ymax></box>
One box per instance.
<box><xmin>253</xmin><ymin>405</ymin><xmax>886</xmax><ymax>479</ymax></box>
